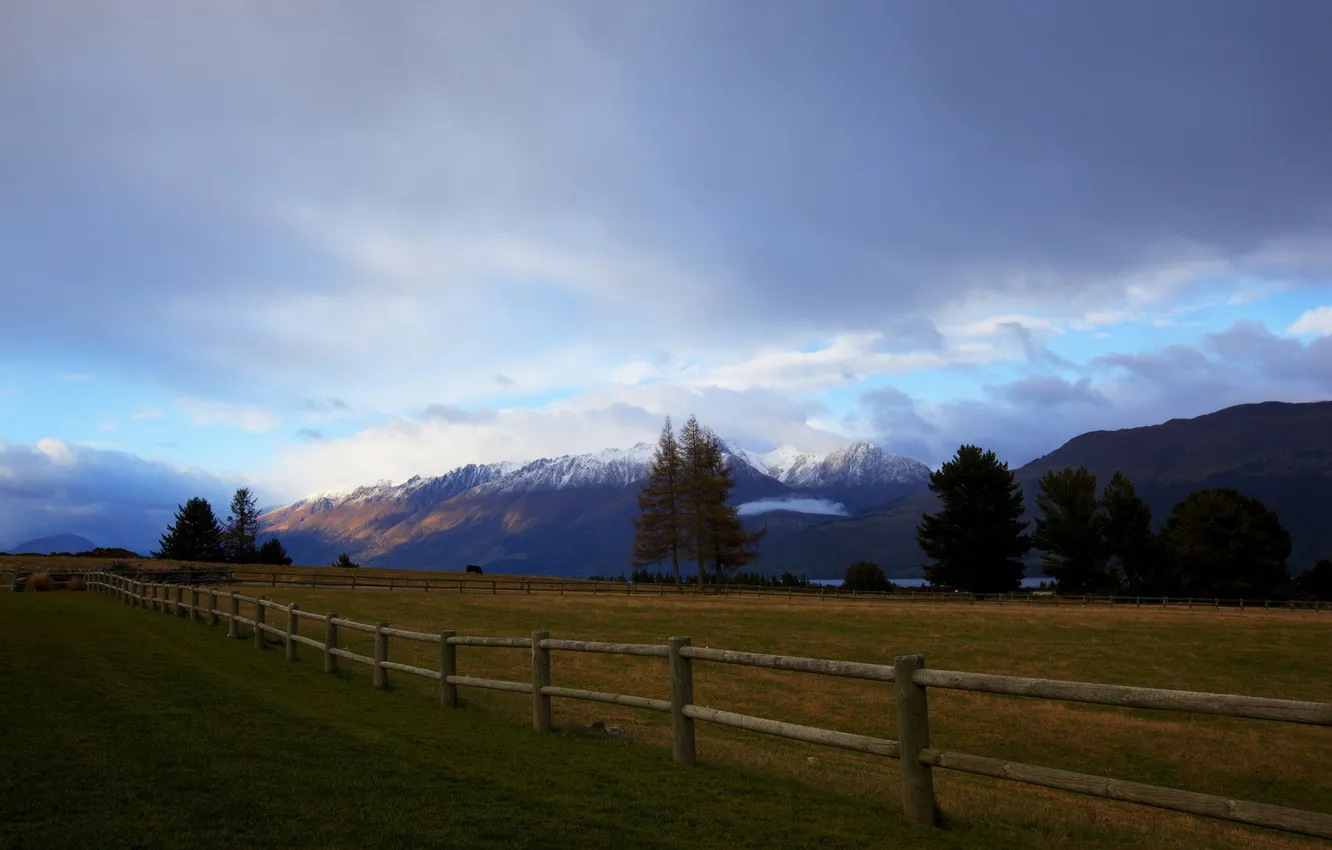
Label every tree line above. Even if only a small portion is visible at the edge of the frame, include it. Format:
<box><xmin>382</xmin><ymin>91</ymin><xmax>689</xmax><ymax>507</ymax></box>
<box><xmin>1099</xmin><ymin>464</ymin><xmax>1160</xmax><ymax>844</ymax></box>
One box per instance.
<box><xmin>915</xmin><ymin>444</ymin><xmax>1331</xmax><ymax>599</ymax></box>
<box><xmin>631</xmin><ymin>415</ymin><xmax>765</xmax><ymax>584</ymax></box>
<box><xmin>153</xmin><ymin>488</ymin><xmax>293</xmax><ymax>566</ymax></box>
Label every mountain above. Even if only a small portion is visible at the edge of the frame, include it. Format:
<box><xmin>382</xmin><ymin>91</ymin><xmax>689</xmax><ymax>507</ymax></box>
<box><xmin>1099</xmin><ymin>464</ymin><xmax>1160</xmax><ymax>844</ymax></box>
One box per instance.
<box><xmin>260</xmin><ymin>440</ymin><xmax>931</xmax><ymax>575</ymax></box>
<box><xmin>9</xmin><ymin>533</ymin><xmax>97</xmax><ymax>554</ymax></box>
<box><xmin>770</xmin><ymin>401</ymin><xmax>1332</xmax><ymax>579</ymax></box>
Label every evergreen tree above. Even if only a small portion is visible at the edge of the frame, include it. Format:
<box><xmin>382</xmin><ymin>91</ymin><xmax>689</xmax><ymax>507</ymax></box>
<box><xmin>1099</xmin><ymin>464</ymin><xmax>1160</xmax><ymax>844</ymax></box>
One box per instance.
<box><xmin>333</xmin><ymin>553</ymin><xmax>360</xmax><ymax>569</ymax></box>
<box><xmin>153</xmin><ymin>497</ymin><xmax>226</xmax><ymax>563</ymax></box>
<box><xmin>223</xmin><ymin>487</ymin><xmax>261</xmax><ymax>564</ymax></box>
<box><xmin>697</xmin><ymin>429</ymin><xmax>764</xmax><ymax>582</ymax></box>
<box><xmin>1100</xmin><ymin>472</ymin><xmax>1161</xmax><ymax>593</ymax></box>
<box><xmin>256</xmin><ymin>537</ymin><xmax>293</xmax><ymax>566</ymax></box>
<box><xmin>916</xmin><ymin>445</ymin><xmax>1030</xmax><ymax>592</ymax></box>
<box><xmin>1159</xmin><ymin>488</ymin><xmax>1291</xmax><ymax>598</ymax></box>
<box><xmin>631</xmin><ymin>417</ymin><xmax>687</xmax><ymax>582</ymax></box>
<box><xmin>1032</xmin><ymin>467</ymin><xmax>1113</xmax><ymax>592</ymax></box>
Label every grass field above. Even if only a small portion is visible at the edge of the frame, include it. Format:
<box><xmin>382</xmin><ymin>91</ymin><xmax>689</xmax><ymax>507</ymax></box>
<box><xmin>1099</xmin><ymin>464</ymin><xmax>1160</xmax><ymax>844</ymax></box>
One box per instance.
<box><xmin>5</xmin><ymin>586</ymin><xmax>1330</xmax><ymax>848</ymax></box>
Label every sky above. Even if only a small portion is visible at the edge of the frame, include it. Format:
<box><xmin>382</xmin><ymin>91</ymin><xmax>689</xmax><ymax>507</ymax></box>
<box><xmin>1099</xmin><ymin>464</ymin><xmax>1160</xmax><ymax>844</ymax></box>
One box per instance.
<box><xmin>2</xmin><ymin>0</ymin><xmax>1332</xmax><ymax>550</ymax></box>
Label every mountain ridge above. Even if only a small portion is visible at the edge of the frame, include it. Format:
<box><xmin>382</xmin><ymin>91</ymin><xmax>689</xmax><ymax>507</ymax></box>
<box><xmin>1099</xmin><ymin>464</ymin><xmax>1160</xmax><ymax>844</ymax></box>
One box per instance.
<box><xmin>260</xmin><ymin>439</ymin><xmax>932</xmax><ymax>573</ymax></box>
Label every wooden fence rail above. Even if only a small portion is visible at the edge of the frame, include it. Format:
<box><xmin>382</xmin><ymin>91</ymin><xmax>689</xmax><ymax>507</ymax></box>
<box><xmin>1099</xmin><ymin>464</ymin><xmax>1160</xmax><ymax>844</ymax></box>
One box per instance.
<box><xmin>16</xmin><ymin>566</ymin><xmax>1328</xmax><ymax>613</ymax></box>
<box><xmin>82</xmin><ymin>571</ymin><xmax>1332</xmax><ymax>840</ymax></box>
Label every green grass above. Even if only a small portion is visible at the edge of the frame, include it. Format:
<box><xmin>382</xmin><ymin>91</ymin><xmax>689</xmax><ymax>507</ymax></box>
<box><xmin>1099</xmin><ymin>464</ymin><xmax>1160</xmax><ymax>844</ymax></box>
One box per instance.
<box><xmin>4</xmin><ymin>590</ymin><xmax>1329</xmax><ymax>849</ymax></box>
<box><xmin>0</xmin><ymin>591</ymin><xmax>998</xmax><ymax>850</ymax></box>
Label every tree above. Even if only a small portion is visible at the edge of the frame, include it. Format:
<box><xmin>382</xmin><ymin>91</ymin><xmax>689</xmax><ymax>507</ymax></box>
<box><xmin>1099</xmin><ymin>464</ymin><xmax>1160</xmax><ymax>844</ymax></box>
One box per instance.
<box><xmin>1293</xmin><ymin>559</ymin><xmax>1332</xmax><ymax>601</ymax></box>
<box><xmin>843</xmin><ymin>560</ymin><xmax>891</xmax><ymax>592</ymax></box>
<box><xmin>1099</xmin><ymin>472</ymin><xmax>1161</xmax><ymax>593</ymax></box>
<box><xmin>916</xmin><ymin>445</ymin><xmax>1030</xmax><ymax>592</ymax></box>
<box><xmin>696</xmin><ymin>429</ymin><xmax>764</xmax><ymax>582</ymax></box>
<box><xmin>1159</xmin><ymin>488</ymin><xmax>1291</xmax><ymax>598</ymax></box>
<box><xmin>677</xmin><ymin>415</ymin><xmax>714</xmax><ymax>584</ymax></box>
<box><xmin>256</xmin><ymin>537</ymin><xmax>293</xmax><ymax>566</ymax></box>
<box><xmin>153</xmin><ymin>497</ymin><xmax>226</xmax><ymax>562</ymax></box>
<box><xmin>333</xmin><ymin>553</ymin><xmax>360</xmax><ymax>569</ymax></box>
<box><xmin>631</xmin><ymin>417</ymin><xmax>687</xmax><ymax>582</ymax></box>
<box><xmin>223</xmin><ymin>487</ymin><xmax>261</xmax><ymax>564</ymax></box>
<box><xmin>1031</xmin><ymin>467</ymin><xmax>1113</xmax><ymax>592</ymax></box>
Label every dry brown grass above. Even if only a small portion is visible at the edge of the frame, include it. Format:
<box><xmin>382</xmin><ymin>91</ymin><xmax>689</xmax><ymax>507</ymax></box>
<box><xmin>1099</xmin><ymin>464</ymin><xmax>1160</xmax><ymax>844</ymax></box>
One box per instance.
<box><xmin>29</xmin><ymin>572</ymin><xmax>53</xmax><ymax>592</ymax></box>
<box><xmin>201</xmin><ymin>585</ymin><xmax>1331</xmax><ymax>849</ymax></box>
<box><xmin>66</xmin><ymin>575</ymin><xmax>87</xmax><ymax>591</ymax></box>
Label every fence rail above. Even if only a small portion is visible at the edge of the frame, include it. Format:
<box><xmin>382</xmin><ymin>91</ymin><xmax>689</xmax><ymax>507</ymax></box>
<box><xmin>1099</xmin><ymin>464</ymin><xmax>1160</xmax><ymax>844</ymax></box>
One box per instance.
<box><xmin>11</xmin><ymin>565</ymin><xmax>1328</xmax><ymax>612</ymax></box>
<box><xmin>82</xmin><ymin>571</ymin><xmax>1332</xmax><ymax>840</ymax></box>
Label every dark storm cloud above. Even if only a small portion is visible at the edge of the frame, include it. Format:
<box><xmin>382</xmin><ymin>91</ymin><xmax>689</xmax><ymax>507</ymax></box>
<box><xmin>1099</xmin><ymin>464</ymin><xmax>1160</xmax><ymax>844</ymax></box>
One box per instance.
<box><xmin>2</xmin><ymin>0</ymin><xmax>1331</xmax><ymax>399</ymax></box>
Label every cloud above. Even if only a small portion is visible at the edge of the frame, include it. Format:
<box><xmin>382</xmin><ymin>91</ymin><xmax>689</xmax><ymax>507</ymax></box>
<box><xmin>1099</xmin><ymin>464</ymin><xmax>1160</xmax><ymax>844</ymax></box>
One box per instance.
<box><xmin>1289</xmin><ymin>306</ymin><xmax>1332</xmax><ymax>337</ymax></box>
<box><xmin>737</xmin><ymin>497</ymin><xmax>849</xmax><ymax>517</ymax></box>
<box><xmin>992</xmin><ymin>376</ymin><xmax>1109</xmax><ymax>408</ymax></box>
<box><xmin>295</xmin><ymin>428</ymin><xmax>326</xmax><ymax>443</ymax></box>
<box><xmin>0</xmin><ymin>440</ymin><xmax>245</xmax><ymax>553</ymax></box>
<box><xmin>856</xmin><ymin>321</ymin><xmax>1332</xmax><ymax>469</ymax></box>
<box><xmin>130</xmin><ymin>408</ymin><xmax>164</xmax><ymax>420</ymax></box>
<box><xmin>174</xmin><ymin>397</ymin><xmax>279</xmax><ymax>433</ymax></box>
<box><xmin>264</xmin><ymin>383</ymin><xmax>851</xmax><ymax>499</ymax></box>
<box><xmin>422</xmin><ymin>404</ymin><xmax>497</xmax><ymax>424</ymax></box>
<box><xmin>4</xmin><ymin>1</ymin><xmax>1331</xmax><ymax>413</ymax></box>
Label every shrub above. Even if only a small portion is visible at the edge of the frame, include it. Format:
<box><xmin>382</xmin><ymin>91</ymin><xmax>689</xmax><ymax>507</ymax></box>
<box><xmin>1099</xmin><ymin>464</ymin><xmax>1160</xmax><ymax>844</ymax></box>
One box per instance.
<box><xmin>30</xmin><ymin>572</ymin><xmax>54</xmax><ymax>592</ymax></box>
<box><xmin>66</xmin><ymin>575</ymin><xmax>88</xmax><ymax>591</ymax></box>
<box><xmin>465</xmin><ymin>564</ymin><xmax>484</xmax><ymax>575</ymax></box>
<box><xmin>843</xmin><ymin>560</ymin><xmax>892</xmax><ymax>592</ymax></box>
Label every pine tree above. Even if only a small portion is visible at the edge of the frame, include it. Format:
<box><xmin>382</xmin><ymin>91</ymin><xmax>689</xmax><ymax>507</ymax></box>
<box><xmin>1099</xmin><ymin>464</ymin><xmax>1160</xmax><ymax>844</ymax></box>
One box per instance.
<box><xmin>916</xmin><ymin>445</ymin><xmax>1030</xmax><ymax>592</ymax></box>
<box><xmin>632</xmin><ymin>417</ymin><xmax>687</xmax><ymax>582</ymax></box>
<box><xmin>223</xmin><ymin>487</ymin><xmax>261</xmax><ymax>564</ymax></box>
<box><xmin>698</xmin><ymin>429</ymin><xmax>764</xmax><ymax>582</ymax></box>
<box><xmin>1100</xmin><ymin>472</ymin><xmax>1160</xmax><ymax>593</ymax></box>
<box><xmin>153</xmin><ymin>497</ymin><xmax>226</xmax><ymax>563</ymax></box>
<box><xmin>1031</xmin><ymin>467</ymin><xmax>1113</xmax><ymax>592</ymax></box>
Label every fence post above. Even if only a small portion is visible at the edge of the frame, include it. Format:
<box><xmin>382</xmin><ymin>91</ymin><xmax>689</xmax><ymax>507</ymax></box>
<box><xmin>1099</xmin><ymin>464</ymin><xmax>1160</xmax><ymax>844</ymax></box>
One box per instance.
<box><xmin>228</xmin><ymin>593</ymin><xmax>240</xmax><ymax>638</ymax></box>
<box><xmin>190</xmin><ymin>588</ymin><xmax>200</xmax><ymax>622</ymax></box>
<box><xmin>668</xmin><ymin>636</ymin><xmax>696</xmax><ymax>766</ymax></box>
<box><xmin>895</xmin><ymin>654</ymin><xmax>937</xmax><ymax>826</ymax></box>
<box><xmin>286</xmin><ymin>604</ymin><xmax>299</xmax><ymax>662</ymax></box>
<box><xmin>373</xmin><ymin>623</ymin><xmax>389</xmax><ymax>690</ymax></box>
<box><xmin>531</xmin><ymin>630</ymin><xmax>552</xmax><ymax>732</ymax></box>
<box><xmin>440</xmin><ymin>630</ymin><xmax>458</xmax><ymax>708</ymax></box>
<box><xmin>325</xmin><ymin>612</ymin><xmax>339</xmax><ymax>674</ymax></box>
<box><xmin>209</xmin><ymin>590</ymin><xmax>219</xmax><ymax>626</ymax></box>
<box><xmin>254</xmin><ymin>599</ymin><xmax>266</xmax><ymax>648</ymax></box>
<box><xmin>176</xmin><ymin>585</ymin><xmax>187</xmax><ymax>617</ymax></box>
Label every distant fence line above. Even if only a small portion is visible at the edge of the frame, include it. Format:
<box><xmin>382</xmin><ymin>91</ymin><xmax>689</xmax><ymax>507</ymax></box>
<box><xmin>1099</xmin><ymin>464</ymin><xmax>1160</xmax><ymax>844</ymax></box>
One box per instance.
<box><xmin>83</xmin><ymin>571</ymin><xmax>1332</xmax><ymax>840</ymax></box>
<box><xmin>13</xmin><ymin>566</ymin><xmax>1328</xmax><ymax>612</ymax></box>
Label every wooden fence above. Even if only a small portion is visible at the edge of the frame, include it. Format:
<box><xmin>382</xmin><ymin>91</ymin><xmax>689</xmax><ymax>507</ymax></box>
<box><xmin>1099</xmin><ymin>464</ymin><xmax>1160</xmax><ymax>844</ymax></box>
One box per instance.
<box><xmin>83</xmin><ymin>571</ymin><xmax>1332</xmax><ymax>840</ymax></box>
<box><xmin>25</xmin><ymin>566</ymin><xmax>1327</xmax><ymax>613</ymax></box>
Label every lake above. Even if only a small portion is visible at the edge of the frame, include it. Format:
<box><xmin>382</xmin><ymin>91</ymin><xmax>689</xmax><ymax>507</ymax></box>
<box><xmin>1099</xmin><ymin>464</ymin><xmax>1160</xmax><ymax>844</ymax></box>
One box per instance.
<box><xmin>809</xmin><ymin>577</ymin><xmax>1049</xmax><ymax>588</ymax></box>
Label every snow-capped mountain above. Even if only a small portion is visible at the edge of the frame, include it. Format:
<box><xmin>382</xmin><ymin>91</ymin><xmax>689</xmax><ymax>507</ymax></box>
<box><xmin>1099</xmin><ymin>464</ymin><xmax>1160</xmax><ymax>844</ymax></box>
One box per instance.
<box><xmin>260</xmin><ymin>438</ymin><xmax>932</xmax><ymax>576</ymax></box>
<box><xmin>472</xmin><ymin>443</ymin><xmax>657</xmax><ymax>495</ymax></box>
<box><xmin>727</xmin><ymin>441</ymin><xmax>931</xmax><ymax>488</ymax></box>
<box><xmin>284</xmin><ymin>440</ymin><xmax>926</xmax><ymax>510</ymax></box>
